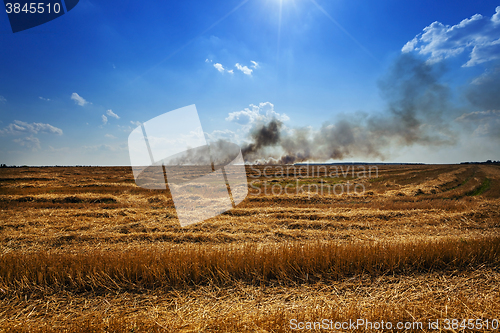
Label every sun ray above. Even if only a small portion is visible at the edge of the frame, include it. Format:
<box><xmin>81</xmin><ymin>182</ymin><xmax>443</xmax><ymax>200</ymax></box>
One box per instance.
<box><xmin>133</xmin><ymin>0</ymin><xmax>251</xmax><ymax>82</ymax></box>
<box><xmin>308</xmin><ymin>0</ymin><xmax>380</xmax><ymax>64</ymax></box>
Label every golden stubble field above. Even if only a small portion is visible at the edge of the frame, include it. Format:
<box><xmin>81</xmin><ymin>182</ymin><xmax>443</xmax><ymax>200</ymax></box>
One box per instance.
<box><xmin>0</xmin><ymin>163</ymin><xmax>499</xmax><ymax>332</ymax></box>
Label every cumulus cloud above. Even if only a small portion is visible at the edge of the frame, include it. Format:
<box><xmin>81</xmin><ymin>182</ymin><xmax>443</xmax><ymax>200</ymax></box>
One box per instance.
<box><xmin>101</xmin><ymin>115</ymin><xmax>108</xmax><ymax>125</ymax></box>
<box><xmin>13</xmin><ymin>136</ymin><xmax>41</xmax><ymax>151</ymax></box>
<box><xmin>226</xmin><ymin>102</ymin><xmax>290</xmax><ymax>129</ymax></box>
<box><xmin>71</xmin><ymin>92</ymin><xmax>89</xmax><ymax>106</ymax></box>
<box><xmin>226</xmin><ymin>108</ymin><xmax>258</xmax><ymax>125</ymax></box>
<box><xmin>493</xmin><ymin>6</ymin><xmax>500</xmax><ymax>24</ymax></box>
<box><xmin>39</xmin><ymin>96</ymin><xmax>50</xmax><ymax>101</ymax></box>
<box><xmin>130</xmin><ymin>120</ymin><xmax>142</xmax><ymax>127</ymax></box>
<box><xmin>467</xmin><ymin>39</ymin><xmax>500</xmax><ymax>67</ymax></box>
<box><xmin>105</xmin><ymin>134</ymin><xmax>116</xmax><ymax>139</ymax></box>
<box><xmin>106</xmin><ymin>109</ymin><xmax>120</xmax><ymax>119</ymax></box>
<box><xmin>0</xmin><ymin>95</ymin><xmax>6</xmax><ymax>103</ymax></box>
<box><xmin>235</xmin><ymin>63</ymin><xmax>253</xmax><ymax>75</ymax></box>
<box><xmin>212</xmin><ymin>62</ymin><xmax>234</xmax><ymax>74</ymax></box>
<box><xmin>209</xmin><ymin>60</ymin><xmax>258</xmax><ymax>76</ymax></box>
<box><xmin>213</xmin><ymin>63</ymin><xmax>225</xmax><ymax>72</ymax></box>
<box><xmin>402</xmin><ymin>6</ymin><xmax>500</xmax><ymax>66</ymax></box>
<box><xmin>0</xmin><ymin>120</ymin><xmax>63</xmax><ymax>136</ymax></box>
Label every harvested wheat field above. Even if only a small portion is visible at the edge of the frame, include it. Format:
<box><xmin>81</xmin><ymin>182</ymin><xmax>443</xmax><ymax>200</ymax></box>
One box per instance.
<box><xmin>1</xmin><ymin>163</ymin><xmax>499</xmax><ymax>332</ymax></box>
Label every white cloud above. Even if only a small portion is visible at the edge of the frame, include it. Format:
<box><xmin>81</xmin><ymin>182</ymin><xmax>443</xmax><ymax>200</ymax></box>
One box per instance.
<box><xmin>130</xmin><ymin>120</ymin><xmax>142</xmax><ymax>127</ymax></box>
<box><xmin>211</xmin><ymin>61</ymin><xmax>236</xmax><ymax>74</ymax></box>
<box><xmin>213</xmin><ymin>63</ymin><xmax>225</xmax><ymax>73</ymax></box>
<box><xmin>0</xmin><ymin>95</ymin><xmax>6</xmax><ymax>103</ymax></box>
<box><xmin>0</xmin><ymin>120</ymin><xmax>63</xmax><ymax>136</ymax></box>
<box><xmin>226</xmin><ymin>106</ymin><xmax>260</xmax><ymax>125</ymax></box>
<box><xmin>401</xmin><ymin>38</ymin><xmax>418</xmax><ymax>53</ymax></box>
<box><xmin>235</xmin><ymin>63</ymin><xmax>253</xmax><ymax>75</ymax></box>
<box><xmin>39</xmin><ymin>96</ymin><xmax>50</xmax><ymax>101</ymax></box>
<box><xmin>71</xmin><ymin>92</ymin><xmax>89</xmax><ymax>106</ymax></box>
<box><xmin>1</xmin><ymin>121</ymin><xmax>63</xmax><ymax>152</ymax></box>
<box><xmin>456</xmin><ymin>109</ymin><xmax>500</xmax><ymax>122</ymax></box>
<box><xmin>210</xmin><ymin>60</ymin><xmax>259</xmax><ymax>76</ymax></box>
<box><xmin>105</xmin><ymin>134</ymin><xmax>116</xmax><ymax>139</ymax></box>
<box><xmin>456</xmin><ymin>109</ymin><xmax>500</xmax><ymax>138</ymax></box>
<box><xmin>205</xmin><ymin>129</ymin><xmax>240</xmax><ymax>143</ymax></box>
<box><xmin>466</xmin><ymin>39</ymin><xmax>500</xmax><ymax>67</ymax></box>
<box><xmin>106</xmin><ymin>109</ymin><xmax>120</xmax><ymax>119</ymax></box>
<box><xmin>101</xmin><ymin>115</ymin><xmax>108</xmax><ymax>125</ymax></box>
<box><xmin>226</xmin><ymin>102</ymin><xmax>290</xmax><ymax>128</ymax></box>
<box><xmin>13</xmin><ymin>136</ymin><xmax>41</xmax><ymax>151</ymax></box>
<box><xmin>493</xmin><ymin>6</ymin><xmax>500</xmax><ymax>24</ymax></box>
<box><xmin>222</xmin><ymin>103</ymin><xmax>292</xmax><ymax>161</ymax></box>
<box><xmin>402</xmin><ymin>6</ymin><xmax>500</xmax><ymax>66</ymax></box>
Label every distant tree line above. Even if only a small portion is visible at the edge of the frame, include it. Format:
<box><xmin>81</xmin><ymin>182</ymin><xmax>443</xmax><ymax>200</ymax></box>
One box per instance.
<box><xmin>0</xmin><ymin>164</ymin><xmax>95</xmax><ymax>168</ymax></box>
<box><xmin>1</xmin><ymin>161</ymin><xmax>498</xmax><ymax>168</ymax></box>
<box><xmin>460</xmin><ymin>160</ymin><xmax>500</xmax><ymax>164</ymax></box>
<box><xmin>0</xmin><ymin>164</ymin><xmax>29</xmax><ymax>168</ymax></box>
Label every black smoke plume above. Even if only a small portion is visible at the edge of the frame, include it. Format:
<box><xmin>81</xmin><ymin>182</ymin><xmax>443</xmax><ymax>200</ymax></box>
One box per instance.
<box><xmin>241</xmin><ymin>120</ymin><xmax>282</xmax><ymax>157</ymax></box>
<box><xmin>466</xmin><ymin>64</ymin><xmax>500</xmax><ymax>111</ymax></box>
<box><xmin>241</xmin><ymin>54</ymin><xmax>458</xmax><ymax>164</ymax></box>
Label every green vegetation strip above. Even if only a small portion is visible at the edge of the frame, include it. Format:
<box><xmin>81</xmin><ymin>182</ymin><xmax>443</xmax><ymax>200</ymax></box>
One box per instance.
<box><xmin>439</xmin><ymin>167</ymin><xmax>476</xmax><ymax>192</ymax></box>
<box><xmin>467</xmin><ymin>178</ymin><xmax>491</xmax><ymax>196</ymax></box>
<box><xmin>448</xmin><ymin>175</ymin><xmax>472</xmax><ymax>191</ymax></box>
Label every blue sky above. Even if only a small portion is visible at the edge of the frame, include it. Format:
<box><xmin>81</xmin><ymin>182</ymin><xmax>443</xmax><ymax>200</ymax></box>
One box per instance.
<box><xmin>0</xmin><ymin>0</ymin><xmax>499</xmax><ymax>165</ymax></box>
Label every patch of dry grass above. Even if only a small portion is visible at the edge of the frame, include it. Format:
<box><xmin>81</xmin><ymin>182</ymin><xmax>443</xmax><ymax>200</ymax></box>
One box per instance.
<box><xmin>1</xmin><ymin>237</ymin><xmax>499</xmax><ymax>296</ymax></box>
<box><xmin>1</xmin><ymin>270</ymin><xmax>499</xmax><ymax>332</ymax></box>
<box><xmin>0</xmin><ymin>164</ymin><xmax>499</xmax><ymax>332</ymax></box>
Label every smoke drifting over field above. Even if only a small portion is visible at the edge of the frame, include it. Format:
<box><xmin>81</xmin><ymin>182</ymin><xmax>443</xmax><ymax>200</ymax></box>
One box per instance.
<box><xmin>238</xmin><ymin>7</ymin><xmax>500</xmax><ymax>164</ymax></box>
<box><xmin>241</xmin><ymin>54</ymin><xmax>458</xmax><ymax>164</ymax></box>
